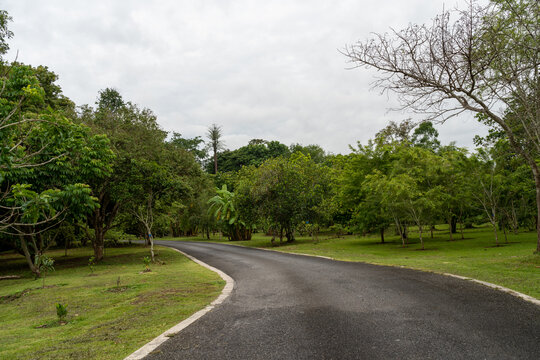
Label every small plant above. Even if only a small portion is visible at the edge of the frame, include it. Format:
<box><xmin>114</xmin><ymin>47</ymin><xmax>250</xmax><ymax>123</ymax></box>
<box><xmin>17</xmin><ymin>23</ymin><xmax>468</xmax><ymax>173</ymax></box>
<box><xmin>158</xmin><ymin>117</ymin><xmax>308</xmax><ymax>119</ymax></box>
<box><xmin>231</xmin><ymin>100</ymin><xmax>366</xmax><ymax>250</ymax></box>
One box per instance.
<box><xmin>143</xmin><ymin>256</ymin><xmax>151</xmax><ymax>271</ymax></box>
<box><xmin>35</xmin><ymin>255</ymin><xmax>55</xmax><ymax>288</ymax></box>
<box><xmin>116</xmin><ymin>276</ymin><xmax>121</xmax><ymax>288</ymax></box>
<box><xmin>56</xmin><ymin>303</ymin><xmax>68</xmax><ymax>323</ymax></box>
<box><xmin>88</xmin><ymin>256</ymin><xmax>96</xmax><ymax>273</ymax></box>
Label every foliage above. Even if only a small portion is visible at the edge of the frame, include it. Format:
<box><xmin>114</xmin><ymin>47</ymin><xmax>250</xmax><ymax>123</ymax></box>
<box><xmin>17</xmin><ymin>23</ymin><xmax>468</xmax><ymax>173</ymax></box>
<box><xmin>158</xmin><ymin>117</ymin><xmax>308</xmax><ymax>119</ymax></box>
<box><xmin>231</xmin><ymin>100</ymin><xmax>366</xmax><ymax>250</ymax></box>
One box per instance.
<box><xmin>205</xmin><ymin>139</ymin><xmax>290</xmax><ymax>173</ymax></box>
<box><xmin>344</xmin><ymin>0</ymin><xmax>540</xmax><ymax>252</ymax></box>
<box><xmin>0</xmin><ymin>51</ymin><xmax>113</xmax><ymax>274</ymax></box>
<box><xmin>0</xmin><ymin>10</ymin><xmax>13</xmax><ymax>56</ymax></box>
<box><xmin>55</xmin><ymin>303</ymin><xmax>68</xmax><ymax>321</ymax></box>
<box><xmin>142</xmin><ymin>256</ymin><xmax>151</xmax><ymax>271</ymax></box>
<box><xmin>34</xmin><ymin>254</ymin><xmax>54</xmax><ymax>286</ymax></box>
<box><xmin>208</xmin><ymin>185</ymin><xmax>251</xmax><ymax>241</ymax></box>
<box><xmin>237</xmin><ymin>154</ymin><xmax>332</xmax><ymax>243</ymax></box>
<box><xmin>169</xmin><ymin>132</ymin><xmax>207</xmax><ymax>164</ymax></box>
<box><xmin>88</xmin><ymin>256</ymin><xmax>95</xmax><ymax>273</ymax></box>
<box><xmin>207</xmin><ymin>123</ymin><xmax>224</xmax><ymax>174</ymax></box>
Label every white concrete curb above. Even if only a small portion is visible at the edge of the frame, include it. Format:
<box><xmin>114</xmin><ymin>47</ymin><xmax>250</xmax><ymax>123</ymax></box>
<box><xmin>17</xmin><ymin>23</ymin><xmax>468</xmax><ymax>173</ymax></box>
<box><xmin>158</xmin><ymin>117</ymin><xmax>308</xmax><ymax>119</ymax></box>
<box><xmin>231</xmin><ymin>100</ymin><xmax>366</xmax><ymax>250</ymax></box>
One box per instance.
<box><xmin>124</xmin><ymin>248</ymin><xmax>235</xmax><ymax>360</ymax></box>
<box><xmin>441</xmin><ymin>272</ymin><xmax>540</xmax><ymax>306</ymax></box>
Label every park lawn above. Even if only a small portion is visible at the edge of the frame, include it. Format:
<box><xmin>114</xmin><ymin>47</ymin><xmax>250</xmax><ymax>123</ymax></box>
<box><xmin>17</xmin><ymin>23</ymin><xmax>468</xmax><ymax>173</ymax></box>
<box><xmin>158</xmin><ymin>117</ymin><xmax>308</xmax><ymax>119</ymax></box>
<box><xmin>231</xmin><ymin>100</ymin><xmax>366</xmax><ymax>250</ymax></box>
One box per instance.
<box><xmin>167</xmin><ymin>224</ymin><xmax>540</xmax><ymax>299</ymax></box>
<box><xmin>0</xmin><ymin>245</ymin><xmax>224</xmax><ymax>360</ymax></box>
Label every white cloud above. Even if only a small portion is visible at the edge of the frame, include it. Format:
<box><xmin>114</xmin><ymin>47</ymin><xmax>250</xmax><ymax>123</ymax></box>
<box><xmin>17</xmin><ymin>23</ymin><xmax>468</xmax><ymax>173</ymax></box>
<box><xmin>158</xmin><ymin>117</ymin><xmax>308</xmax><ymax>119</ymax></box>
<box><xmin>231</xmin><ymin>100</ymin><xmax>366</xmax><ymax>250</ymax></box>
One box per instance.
<box><xmin>3</xmin><ymin>0</ymin><xmax>488</xmax><ymax>154</ymax></box>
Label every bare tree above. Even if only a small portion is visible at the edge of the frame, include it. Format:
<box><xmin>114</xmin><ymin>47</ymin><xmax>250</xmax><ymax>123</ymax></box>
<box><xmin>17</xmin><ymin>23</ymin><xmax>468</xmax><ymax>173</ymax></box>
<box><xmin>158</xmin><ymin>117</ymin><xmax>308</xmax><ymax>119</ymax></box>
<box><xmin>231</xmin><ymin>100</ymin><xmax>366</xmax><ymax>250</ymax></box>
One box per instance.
<box><xmin>343</xmin><ymin>0</ymin><xmax>540</xmax><ymax>251</ymax></box>
<box><xmin>207</xmin><ymin>123</ymin><xmax>224</xmax><ymax>174</ymax></box>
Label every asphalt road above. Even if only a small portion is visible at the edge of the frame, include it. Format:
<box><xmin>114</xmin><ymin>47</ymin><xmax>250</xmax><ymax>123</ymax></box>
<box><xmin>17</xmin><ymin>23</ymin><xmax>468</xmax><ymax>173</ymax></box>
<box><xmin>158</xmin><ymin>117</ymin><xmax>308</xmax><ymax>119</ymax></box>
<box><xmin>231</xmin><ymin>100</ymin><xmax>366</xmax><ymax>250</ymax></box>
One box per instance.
<box><xmin>145</xmin><ymin>241</ymin><xmax>540</xmax><ymax>360</ymax></box>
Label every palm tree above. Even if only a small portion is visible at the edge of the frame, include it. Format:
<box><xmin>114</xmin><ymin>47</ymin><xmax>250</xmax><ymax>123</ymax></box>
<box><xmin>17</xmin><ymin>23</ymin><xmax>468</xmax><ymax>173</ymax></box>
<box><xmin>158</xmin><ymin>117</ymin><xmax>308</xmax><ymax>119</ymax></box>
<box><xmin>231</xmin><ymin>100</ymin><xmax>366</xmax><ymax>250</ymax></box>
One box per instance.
<box><xmin>207</xmin><ymin>124</ymin><xmax>224</xmax><ymax>174</ymax></box>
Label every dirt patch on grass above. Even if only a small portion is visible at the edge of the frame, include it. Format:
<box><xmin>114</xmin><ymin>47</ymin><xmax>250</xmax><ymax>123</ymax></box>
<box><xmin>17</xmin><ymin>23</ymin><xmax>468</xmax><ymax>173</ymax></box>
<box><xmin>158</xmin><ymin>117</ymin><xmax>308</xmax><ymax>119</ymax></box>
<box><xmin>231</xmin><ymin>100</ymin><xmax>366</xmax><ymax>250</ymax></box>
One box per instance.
<box><xmin>106</xmin><ymin>286</ymin><xmax>130</xmax><ymax>293</ymax></box>
<box><xmin>0</xmin><ymin>288</ymin><xmax>32</xmax><ymax>303</ymax></box>
<box><xmin>0</xmin><ymin>284</ymin><xmax>63</xmax><ymax>303</ymax></box>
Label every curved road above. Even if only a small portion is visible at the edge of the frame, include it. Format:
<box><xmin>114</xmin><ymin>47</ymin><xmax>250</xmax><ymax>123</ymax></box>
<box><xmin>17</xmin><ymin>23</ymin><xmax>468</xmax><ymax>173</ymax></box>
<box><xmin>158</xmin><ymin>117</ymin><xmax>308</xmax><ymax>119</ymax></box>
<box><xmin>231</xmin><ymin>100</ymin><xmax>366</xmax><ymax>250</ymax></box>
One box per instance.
<box><xmin>146</xmin><ymin>241</ymin><xmax>540</xmax><ymax>359</ymax></box>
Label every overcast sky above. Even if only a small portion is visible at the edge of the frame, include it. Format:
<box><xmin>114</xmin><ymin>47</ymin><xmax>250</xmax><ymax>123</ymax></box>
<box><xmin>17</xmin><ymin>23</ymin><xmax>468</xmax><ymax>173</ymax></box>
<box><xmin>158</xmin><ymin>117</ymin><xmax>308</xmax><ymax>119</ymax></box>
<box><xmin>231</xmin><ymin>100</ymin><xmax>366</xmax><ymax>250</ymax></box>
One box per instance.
<box><xmin>3</xmin><ymin>0</ymin><xmax>487</xmax><ymax>154</ymax></box>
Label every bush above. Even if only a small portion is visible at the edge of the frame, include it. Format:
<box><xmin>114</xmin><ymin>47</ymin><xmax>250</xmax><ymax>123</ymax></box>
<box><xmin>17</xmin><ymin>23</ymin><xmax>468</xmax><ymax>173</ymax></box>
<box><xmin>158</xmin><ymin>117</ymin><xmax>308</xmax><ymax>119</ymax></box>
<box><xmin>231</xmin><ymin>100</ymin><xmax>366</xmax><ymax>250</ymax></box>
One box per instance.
<box><xmin>56</xmin><ymin>303</ymin><xmax>68</xmax><ymax>322</ymax></box>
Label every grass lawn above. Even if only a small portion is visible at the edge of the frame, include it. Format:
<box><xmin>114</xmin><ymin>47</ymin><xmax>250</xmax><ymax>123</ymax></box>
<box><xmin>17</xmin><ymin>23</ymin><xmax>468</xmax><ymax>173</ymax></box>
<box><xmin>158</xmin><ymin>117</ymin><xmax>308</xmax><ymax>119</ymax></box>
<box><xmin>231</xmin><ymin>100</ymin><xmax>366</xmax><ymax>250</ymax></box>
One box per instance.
<box><xmin>0</xmin><ymin>245</ymin><xmax>224</xmax><ymax>360</ymax></box>
<box><xmin>165</xmin><ymin>224</ymin><xmax>540</xmax><ymax>299</ymax></box>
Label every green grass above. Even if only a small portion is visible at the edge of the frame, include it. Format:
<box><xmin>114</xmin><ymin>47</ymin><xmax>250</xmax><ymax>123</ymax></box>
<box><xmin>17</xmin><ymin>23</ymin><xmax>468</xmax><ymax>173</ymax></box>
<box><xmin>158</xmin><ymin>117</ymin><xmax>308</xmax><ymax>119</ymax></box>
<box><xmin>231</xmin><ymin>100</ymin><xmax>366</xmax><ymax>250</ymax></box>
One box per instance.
<box><xmin>166</xmin><ymin>224</ymin><xmax>540</xmax><ymax>299</ymax></box>
<box><xmin>0</xmin><ymin>245</ymin><xmax>224</xmax><ymax>360</ymax></box>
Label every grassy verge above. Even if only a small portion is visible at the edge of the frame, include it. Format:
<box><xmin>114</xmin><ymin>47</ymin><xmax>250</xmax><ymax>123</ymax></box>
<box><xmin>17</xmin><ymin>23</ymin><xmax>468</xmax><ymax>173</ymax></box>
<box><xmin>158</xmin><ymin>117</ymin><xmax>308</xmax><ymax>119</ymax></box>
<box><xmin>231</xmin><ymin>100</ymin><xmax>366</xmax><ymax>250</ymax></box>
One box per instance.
<box><xmin>164</xmin><ymin>225</ymin><xmax>540</xmax><ymax>299</ymax></box>
<box><xmin>0</xmin><ymin>245</ymin><xmax>224</xmax><ymax>360</ymax></box>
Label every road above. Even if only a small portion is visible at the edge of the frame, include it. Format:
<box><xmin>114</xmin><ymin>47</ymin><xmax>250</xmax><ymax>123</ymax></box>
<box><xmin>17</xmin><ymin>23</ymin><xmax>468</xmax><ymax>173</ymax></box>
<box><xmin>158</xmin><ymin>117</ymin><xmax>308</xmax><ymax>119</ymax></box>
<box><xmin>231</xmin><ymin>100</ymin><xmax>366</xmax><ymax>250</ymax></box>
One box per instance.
<box><xmin>145</xmin><ymin>241</ymin><xmax>540</xmax><ymax>359</ymax></box>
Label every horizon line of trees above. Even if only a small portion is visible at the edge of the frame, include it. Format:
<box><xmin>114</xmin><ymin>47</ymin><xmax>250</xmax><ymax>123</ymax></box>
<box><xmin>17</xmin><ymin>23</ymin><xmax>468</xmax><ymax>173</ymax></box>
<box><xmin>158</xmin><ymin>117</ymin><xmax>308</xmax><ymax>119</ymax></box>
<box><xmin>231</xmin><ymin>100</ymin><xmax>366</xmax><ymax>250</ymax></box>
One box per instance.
<box><xmin>1</xmin><ymin>0</ymin><xmax>539</xmax><ymax>278</ymax></box>
<box><xmin>206</xmin><ymin>120</ymin><xmax>536</xmax><ymax>249</ymax></box>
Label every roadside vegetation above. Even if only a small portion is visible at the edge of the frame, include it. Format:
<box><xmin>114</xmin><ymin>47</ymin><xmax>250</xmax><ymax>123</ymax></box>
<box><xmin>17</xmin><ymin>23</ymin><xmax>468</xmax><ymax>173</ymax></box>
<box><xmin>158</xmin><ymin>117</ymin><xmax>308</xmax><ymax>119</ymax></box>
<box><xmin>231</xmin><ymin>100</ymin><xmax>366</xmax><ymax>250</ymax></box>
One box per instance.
<box><xmin>0</xmin><ymin>245</ymin><xmax>224</xmax><ymax>360</ymax></box>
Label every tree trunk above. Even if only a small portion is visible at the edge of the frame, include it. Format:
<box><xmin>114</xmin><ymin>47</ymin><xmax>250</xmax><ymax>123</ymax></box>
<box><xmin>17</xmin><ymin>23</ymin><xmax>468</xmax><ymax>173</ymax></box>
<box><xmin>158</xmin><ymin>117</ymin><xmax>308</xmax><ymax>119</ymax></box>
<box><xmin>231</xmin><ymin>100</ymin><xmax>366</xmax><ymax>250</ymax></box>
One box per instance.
<box><xmin>395</xmin><ymin>217</ymin><xmax>405</xmax><ymax>247</ymax></box>
<box><xmin>87</xmin><ymin>187</ymin><xmax>121</xmax><ymax>262</ymax></box>
<box><xmin>147</xmin><ymin>229</ymin><xmax>154</xmax><ymax>262</ymax></box>
<box><xmin>419</xmin><ymin>224</ymin><xmax>424</xmax><ymax>250</ymax></box>
<box><xmin>403</xmin><ymin>225</ymin><xmax>408</xmax><ymax>245</ymax></box>
<box><xmin>286</xmin><ymin>227</ymin><xmax>295</xmax><ymax>243</ymax></box>
<box><xmin>93</xmin><ymin>228</ymin><xmax>105</xmax><ymax>261</ymax></box>
<box><xmin>533</xmin><ymin>165</ymin><xmax>540</xmax><ymax>253</ymax></box>
<box><xmin>448</xmin><ymin>218</ymin><xmax>454</xmax><ymax>241</ymax></box>
<box><xmin>213</xmin><ymin>148</ymin><xmax>218</xmax><ymax>174</ymax></box>
<box><xmin>19</xmin><ymin>236</ymin><xmax>40</xmax><ymax>277</ymax></box>
<box><xmin>490</xmin><ymin>208</ymin><xmax>500</xmax><ymax>247</ymax></box>
<box><xmin>144</xmin><ymin>232</ymin><xmax>150</xmax><ymax>246</ymax></box>
<box><xmin>380</xmin><ymin>227</ymin><xmax>385</xmax><ymax>243</ymax></box>
<box><xmin>451</xmin><ymin>216</ymin><xmax>458</xmax><ymax>234</ymax></box>
<box><xmin>492</xmin><ymin>221</ymin><xmax>499</xmax><ymax>247</ymax></box>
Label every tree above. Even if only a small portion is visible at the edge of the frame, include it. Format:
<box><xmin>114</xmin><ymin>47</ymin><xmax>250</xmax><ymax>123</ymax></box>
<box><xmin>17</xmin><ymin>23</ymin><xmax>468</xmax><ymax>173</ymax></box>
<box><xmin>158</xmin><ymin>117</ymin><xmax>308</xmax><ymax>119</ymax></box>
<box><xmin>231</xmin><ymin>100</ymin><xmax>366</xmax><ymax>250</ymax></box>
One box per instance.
<box><xmin>169</xmin><ymin>132</ymin><xmax>207</xmax><ymax>164</ymax></box>
<box><xmin>0</xmin><ymin>60</ymin><xmax>113</xmax><ymax>276</ymax></box>
<box><xmin>245</xmin><ymin>154</ymin><xmax>331</xmax><ymax>243</ymax></box>
<box><xmin>289</xmin><ymin>143</ymin><xmax>328</xmax><ymax>164</ymax></box>
<box><xmin>374</xmin><ymin>119</ymin><xmax>416</xmax><ymax>146</ymax></box>
<box><xmin>0</xmin><ymin>10</ymin><xmax>13</xmax><ymax>56</ymax></box>
<box><xmin>411</xmin><ymin>121</ymin><xmax>440</xmax><ymax>150</ymax></box>
<box><xmin>0</xmin><ymin>14</ymin><xmax>114</xmax><ymax>275</ymax></box>
<box><xmin>436</xmin><ymin>146</ymin><xmax>471</xmax><ymax>240</ymax></box>
<box><xmin>206</xmin><ymin>139</ymin><xmax>290</xmax><ymax>173</ymax></box>
<box><xmin>344</xmin><ymin>0</ymin><xmax>540</xmax><ymax>251</ymax></box>
<box><xmin>470</xmin><ymin>150</ymin><xmax>506</xmax><ymax>246</ymax></box>
<box><xmin>207</xmin><ymin>124</ymin><xmax>224</xmax><ymax>174</ymax></box>
<box><xmin>124</xmin><ymin>159</ymin><xmax>188</xmax><ymax>260</ymax></box>
<box><xmin>80</xmin><ymin>89</ymin><xmax>167</xmax><ymax>261</ymax></box>
<box><xmin>338</xmin><ymin>143</ymin><xmax>392</xmax><ymax>242</ymax></box>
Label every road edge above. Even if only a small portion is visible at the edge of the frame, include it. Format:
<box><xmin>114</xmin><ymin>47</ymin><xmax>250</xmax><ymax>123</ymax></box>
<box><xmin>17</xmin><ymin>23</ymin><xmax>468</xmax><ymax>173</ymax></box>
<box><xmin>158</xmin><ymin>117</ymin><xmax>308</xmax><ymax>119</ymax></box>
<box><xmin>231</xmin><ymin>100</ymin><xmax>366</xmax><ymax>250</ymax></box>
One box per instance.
<box><xmin>216</xmin><ymin>241</ymin><xmax>540</xmax><ymax>307</ymax></box>
<box><xmin>124</xmin><ymin>247</ymin><xmax>235</xmax><ymax>360</ymax></box>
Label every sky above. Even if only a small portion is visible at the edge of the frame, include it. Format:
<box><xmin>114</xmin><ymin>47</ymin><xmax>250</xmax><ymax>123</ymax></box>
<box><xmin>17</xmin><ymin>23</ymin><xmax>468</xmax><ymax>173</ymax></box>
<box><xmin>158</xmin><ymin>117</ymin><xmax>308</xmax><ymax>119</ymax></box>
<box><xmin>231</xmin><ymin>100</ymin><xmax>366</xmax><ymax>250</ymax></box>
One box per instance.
<box><xmin>2</xmin><ymin>0</ymin><xmax>488</xmax><ymax>154</ymax></box>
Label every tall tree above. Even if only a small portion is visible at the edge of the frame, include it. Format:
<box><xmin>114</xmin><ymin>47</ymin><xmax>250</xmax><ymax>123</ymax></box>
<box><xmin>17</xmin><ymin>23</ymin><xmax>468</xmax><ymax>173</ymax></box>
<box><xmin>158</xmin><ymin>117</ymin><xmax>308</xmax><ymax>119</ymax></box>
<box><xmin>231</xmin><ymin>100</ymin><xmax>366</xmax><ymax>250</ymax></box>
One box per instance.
<box><xmin>344</xmin><ymin>0</ymin><xmax>540</xmax><ymax>251</ymax></box>
<box><xmin>207</xmin><ymin>124</ymin><xmax>224</xmax><ymax>174</ymax></box>
<box><xmin>0</xmin><ymin>10</ymin><xmax>13</xmax><ymax>56</ymax></box>
<box><xmin>80</xmin><ymin>89</ymin><xmax>167</xmax><ymax>260</ymax></box>
<box><xmin>0</xmin><ymin>61</ymin><xmax>113</xmax><ymax>275</ymax></box>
